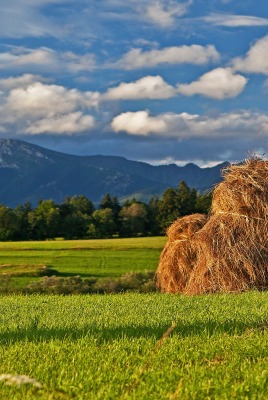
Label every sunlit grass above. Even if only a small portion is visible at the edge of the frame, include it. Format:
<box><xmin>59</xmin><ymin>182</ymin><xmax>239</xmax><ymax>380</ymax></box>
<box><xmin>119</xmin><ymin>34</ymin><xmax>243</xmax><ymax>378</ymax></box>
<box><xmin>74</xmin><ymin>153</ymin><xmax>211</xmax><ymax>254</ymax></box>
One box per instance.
<box><xmin>0</xmin><ymin>237</ymin><xmax>166</xmax><ymax>289</ymax></box>
<box><xmin>0</xmin><ymin>292</ymin><xmax>267</xmax><ymax>399</ymax></box>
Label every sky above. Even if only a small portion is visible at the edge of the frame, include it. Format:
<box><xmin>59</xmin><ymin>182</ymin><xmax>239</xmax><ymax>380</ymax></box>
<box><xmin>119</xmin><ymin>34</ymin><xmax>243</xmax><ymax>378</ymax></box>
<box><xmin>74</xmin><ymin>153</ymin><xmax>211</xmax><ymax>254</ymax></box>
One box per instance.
<box><xmin>0</xmin><ymin>0</ymin><xmax>267</xmax><ymax>167</ymax></box>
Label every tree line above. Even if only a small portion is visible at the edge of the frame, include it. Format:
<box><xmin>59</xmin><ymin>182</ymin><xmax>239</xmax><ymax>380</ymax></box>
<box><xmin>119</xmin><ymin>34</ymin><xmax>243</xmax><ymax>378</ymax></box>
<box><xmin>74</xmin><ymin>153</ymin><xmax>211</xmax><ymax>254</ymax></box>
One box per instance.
<box><xmin>0</xmin><ymin>181</ymin><xmax>212</xmax><ymax>241</ymax></box>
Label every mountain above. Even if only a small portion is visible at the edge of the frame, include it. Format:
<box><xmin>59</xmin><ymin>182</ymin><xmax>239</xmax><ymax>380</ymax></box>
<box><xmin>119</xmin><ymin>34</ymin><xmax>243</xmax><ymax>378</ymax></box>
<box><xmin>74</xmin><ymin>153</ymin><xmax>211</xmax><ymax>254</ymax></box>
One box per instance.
<box><xmin>0</xmin><ymin>138</ymin><xmax>227</xmax><ymax>207</ymax></box>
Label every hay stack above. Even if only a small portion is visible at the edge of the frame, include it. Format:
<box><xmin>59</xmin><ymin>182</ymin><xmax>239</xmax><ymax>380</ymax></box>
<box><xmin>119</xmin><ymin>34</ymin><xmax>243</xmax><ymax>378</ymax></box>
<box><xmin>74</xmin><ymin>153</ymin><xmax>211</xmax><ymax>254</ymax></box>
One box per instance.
<box><xmin>212</xmin><ymin>158</ymin><xmax>268</xmax><ymax>219</ymax></box>
<box><xmin>156</xmin><ymin>214</ymin><xmax>207</xmax><ymax>293</ymax></box>
<box><xmin>156</xmin><ymin>157</ymin><xmax>268</xmax><ymax>295</ymax></box>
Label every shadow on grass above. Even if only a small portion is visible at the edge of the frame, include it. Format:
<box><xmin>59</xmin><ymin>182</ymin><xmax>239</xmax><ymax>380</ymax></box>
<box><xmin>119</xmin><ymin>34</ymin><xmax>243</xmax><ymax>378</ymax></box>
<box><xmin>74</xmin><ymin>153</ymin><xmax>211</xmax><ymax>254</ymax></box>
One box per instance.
<box><xmin>1</xmin><ymin>319</ymin><xmax>266</xmax><ymax>344</ymax></box>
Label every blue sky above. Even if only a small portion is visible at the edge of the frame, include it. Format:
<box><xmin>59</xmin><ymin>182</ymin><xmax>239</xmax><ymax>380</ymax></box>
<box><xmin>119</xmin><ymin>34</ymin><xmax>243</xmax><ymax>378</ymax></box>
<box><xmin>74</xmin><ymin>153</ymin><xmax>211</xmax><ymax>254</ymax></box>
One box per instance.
<box><xmin>0</xmin><ymin>0</ymin><xmax>267</xmax><ymax>166</ymax></box>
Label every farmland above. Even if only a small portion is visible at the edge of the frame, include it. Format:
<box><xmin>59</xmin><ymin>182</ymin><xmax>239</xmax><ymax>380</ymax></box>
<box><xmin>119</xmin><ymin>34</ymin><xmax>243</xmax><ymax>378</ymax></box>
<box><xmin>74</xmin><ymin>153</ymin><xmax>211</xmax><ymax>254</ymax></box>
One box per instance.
<box><xmin>0</xmin><ymin>292</ymin><xmax>268</xmax><ymax>399</ymax></box>
<box><xmin>0</xmin><ymin>237</ymin><xmax>166</xmax><ymax>291</ymax></box>
<box><xmin>0</xmin><ymin>237</ymin><xmax>267</xmax><ymax>399</ymax></box>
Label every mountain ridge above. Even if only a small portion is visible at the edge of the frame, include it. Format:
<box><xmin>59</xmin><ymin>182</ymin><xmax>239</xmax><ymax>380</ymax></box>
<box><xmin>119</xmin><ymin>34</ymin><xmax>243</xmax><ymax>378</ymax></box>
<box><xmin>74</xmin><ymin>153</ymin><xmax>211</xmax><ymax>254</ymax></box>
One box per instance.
<box><xmin>0</xmin><ymin>138</ymin><xmax>227</xmax><ymax>207</ymax></box>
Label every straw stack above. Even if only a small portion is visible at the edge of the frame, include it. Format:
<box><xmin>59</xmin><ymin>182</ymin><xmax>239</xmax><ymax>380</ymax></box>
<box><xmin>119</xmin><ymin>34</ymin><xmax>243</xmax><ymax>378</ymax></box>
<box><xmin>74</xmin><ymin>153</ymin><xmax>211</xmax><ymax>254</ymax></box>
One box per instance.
<box><xmin>156</xmin><ymin>158</ymin><xmax>268</xmax><ymax>295</ymax></box>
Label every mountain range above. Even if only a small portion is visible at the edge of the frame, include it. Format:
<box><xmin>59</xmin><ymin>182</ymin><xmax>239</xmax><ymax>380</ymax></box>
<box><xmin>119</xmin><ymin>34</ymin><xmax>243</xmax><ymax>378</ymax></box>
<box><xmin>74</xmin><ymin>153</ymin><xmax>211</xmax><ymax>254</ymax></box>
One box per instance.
<box><xmin>0</xmin><ymin>138</ymin><xmax>227</xmax><ymax>207</ymax></box>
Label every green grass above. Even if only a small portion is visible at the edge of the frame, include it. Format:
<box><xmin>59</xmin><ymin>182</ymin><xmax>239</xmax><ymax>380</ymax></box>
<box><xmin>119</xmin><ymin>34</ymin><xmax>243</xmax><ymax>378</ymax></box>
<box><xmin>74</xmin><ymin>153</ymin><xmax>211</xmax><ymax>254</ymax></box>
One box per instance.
<box><xmin>0</xmin><ymin>292</ymin><xmax>267</xmax><ymax>399</ymax></box>
<box><xmin>0</xmin><ymin>237</ymin><xmax>167</xmax><ymax>289</ymax></box>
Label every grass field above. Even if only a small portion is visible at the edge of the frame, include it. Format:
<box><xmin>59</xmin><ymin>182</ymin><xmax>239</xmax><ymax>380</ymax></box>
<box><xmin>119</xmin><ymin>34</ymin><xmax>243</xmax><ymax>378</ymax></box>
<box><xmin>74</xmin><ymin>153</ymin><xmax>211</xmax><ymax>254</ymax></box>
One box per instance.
<box><xmin>0</xmin><ymin>237</ymin><xmax>267</xmax><ymax>399</ymax></box>
<box><xmin>0</xmin><ymin>292</ymin><xmax>267</xmax><ymax>399</ymax></box>
<box><xmin>0</xmin><ymin>237</ymin><xmax>167</xmax><ymax>290</ymax></box>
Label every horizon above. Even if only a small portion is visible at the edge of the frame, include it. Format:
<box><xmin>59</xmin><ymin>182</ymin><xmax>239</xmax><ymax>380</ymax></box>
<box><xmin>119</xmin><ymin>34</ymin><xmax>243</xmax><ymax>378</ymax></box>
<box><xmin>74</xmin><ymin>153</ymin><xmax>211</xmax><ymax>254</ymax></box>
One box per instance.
<box><xmin>0</xmin><ymin>0</ymin><xmax>267</xmax><ymax>165</ymax></box>
<box><xmin>0</xmin><ymin>136</ymin><xmax>230</xmax><ymax>168</ymax></box>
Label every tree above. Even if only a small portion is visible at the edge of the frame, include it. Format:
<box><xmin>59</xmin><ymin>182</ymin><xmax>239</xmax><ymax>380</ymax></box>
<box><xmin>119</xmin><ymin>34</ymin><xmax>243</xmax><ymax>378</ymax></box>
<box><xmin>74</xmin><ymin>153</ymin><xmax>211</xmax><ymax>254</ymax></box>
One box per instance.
<box><xmin>57</xmin><ymin>196</ymin><xmax>94</xmax><ymax>239</ymax></box>
<box><xmin>14</xmin><ymin>202</ymin><xmax>32</xmax><ymax>240</ymax></box>
<box><xmin>0</xmin><ymin>205</ymin><xmax>21</xmax><ymax>241</ymax></box>
<box><xmin>99</xmin><ymin>193</ymin><xmax>114</xmax><ymax>210</ymax></box>
<box><xmin>28</xmin><ymin>199</ymin><xmax>60</xmax><ymax>239</ymax></box>
<box><xmin>88</xmin><ymin>208</ymin><xmax>116</xmax><ymax>238</ymax></box>
<box><xmin>119</xmin><ymin>202</ymin><xmax>148</xmax><ymax>237</ymax></box>
<box><xmin>177</xmin><ymin>181</ymin><xmax>197</xmax><ymax>216</ymax></box>
<box><xmin>195</xmin><ymin>191</ymin><xmax>212</xmax><ymax>214</ymax></box>
<box><xmin>147</xmin><ymin>196</ymin><xmax>161</xmax><ymax>236</ymax></box>
<box><xmin>70</xmin><ymin>195</ymin><xmax>94</xmax><ymax>216</ymax></box>
<box><xmin>157</xmin><ymin>188</ymin><xmax>180</xmax><ymax>233</ymax></box>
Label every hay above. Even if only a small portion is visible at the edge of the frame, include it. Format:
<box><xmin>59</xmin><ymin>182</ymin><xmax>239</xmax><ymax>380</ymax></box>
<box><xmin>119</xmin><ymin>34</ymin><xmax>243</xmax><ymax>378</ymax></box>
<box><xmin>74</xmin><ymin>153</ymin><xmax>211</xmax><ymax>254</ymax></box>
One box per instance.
<box><xmin>185</xmin><ymin>214</ymin><xmax>268</xmax><ymax>295</ymax></box>
<box><xmin>156</xmin><ymin>214</ymin><xmax>207</xmax><ymax>293</ymax></box>
<box><xmin>156</xmin><ymin>157</ymin><xmax>268</xmax><ymax>295</ymax></box>
<box><xmin>211</xmin><ymin>158</ymin><xmax>268</xmax><ymax>219</ymax></box>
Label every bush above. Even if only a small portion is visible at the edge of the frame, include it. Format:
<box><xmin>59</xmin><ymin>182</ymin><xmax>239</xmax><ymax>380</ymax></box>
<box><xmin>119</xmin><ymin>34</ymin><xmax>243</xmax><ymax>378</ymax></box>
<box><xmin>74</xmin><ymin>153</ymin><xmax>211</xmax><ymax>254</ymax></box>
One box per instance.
<box><xmin>23</xmin><ymin>271</ymin><xmax>156</xmax><ymax>294</ymax></box>
<box><xmin>25</xmin><ymin>276</ymin><xmax>95</xmax><ymax>294</ymax></box>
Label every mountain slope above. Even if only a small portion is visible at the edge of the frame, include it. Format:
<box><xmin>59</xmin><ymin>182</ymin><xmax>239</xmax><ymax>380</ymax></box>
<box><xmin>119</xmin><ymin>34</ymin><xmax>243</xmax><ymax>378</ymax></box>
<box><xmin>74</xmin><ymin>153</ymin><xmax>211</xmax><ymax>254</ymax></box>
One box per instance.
<box><xmin>0</xmin><ymin>138</ymin><xmax>226</xmax><ymax>207</ymax></box>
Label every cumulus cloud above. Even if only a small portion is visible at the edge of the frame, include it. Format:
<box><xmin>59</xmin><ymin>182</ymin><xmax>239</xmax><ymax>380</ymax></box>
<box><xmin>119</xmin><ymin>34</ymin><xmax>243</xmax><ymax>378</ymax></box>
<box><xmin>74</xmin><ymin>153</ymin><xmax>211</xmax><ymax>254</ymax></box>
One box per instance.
<box><xmin>233</xmin><ymin>35</ymin><xmax>268</xmax><ymax>75</ymax></box>
<box><xmin>111</xmin><ymin>111</ymin><xmax>168</xmax><ymax>135</ymax></box>
<box><xmin>114</xmin><ymin>44</ymin><xmax>220</xmax><ymax>70</ymax></box>
<box><xmin>111</xmin><ymin>110</ymin><xmax>268</xmax><ymax>138</ymax></box>
<box><xmin>0</xmin><ymin>79</ymin><xmax>99</xmax><ymax>135</ymax></box>
<box><xmin>103</xmin><ymin>76</ymin><xmax>177</xmax><ymax>100</ymax></box>
<box><xmin>0</xmin><ymin>74</ymin><xmax>49</xmax><ymax>90</ymax></box>
<box><xmin>6</xmin><ymin>82</ymin><xmax>99</xmax><ymax>118</ymax></box>
<box><xmin>204</xmin><ymin>13</ymin><xmax>268</xmax><ymax>27</ymax></box>
<box><xmin>178</xmin><ymin>68</ymin><xmax>248</xmax><ymax>99</ymax></box>
<box><xmin>26</xmin><ymin>112</ymin><xmax>95</xmax><ymax>135</ymax></box>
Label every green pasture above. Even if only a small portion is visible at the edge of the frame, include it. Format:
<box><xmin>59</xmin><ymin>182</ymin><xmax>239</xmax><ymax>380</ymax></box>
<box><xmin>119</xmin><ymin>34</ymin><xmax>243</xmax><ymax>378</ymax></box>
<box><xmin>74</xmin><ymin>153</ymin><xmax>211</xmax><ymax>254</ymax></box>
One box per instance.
<box><xmin>0</xmin><ymin>292</ymin><xmax>267</xmax><ymax>399</ymax></box>
<box><xmin>0</xmin><ymin>237</ymin><xmax>167</xmax><ymax>289</ymax></box>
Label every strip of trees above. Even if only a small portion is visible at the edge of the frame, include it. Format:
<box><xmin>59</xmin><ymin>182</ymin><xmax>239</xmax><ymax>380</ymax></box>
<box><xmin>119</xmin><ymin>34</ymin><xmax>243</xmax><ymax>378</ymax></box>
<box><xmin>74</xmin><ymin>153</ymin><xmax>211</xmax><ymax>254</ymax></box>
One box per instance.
<box><xmin>0</xmin><ymin>181</ymin><xmax>212</xmax><ymax>241</ymax></box>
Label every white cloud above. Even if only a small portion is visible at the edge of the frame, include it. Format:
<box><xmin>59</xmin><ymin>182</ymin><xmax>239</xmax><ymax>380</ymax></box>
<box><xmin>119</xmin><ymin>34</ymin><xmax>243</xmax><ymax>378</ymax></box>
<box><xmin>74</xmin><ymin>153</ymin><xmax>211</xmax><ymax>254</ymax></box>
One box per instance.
<box><xmin>62</xmin><ymin>52</ymin><xmax>96</xmax><ymax>73</ymax></box>
<box><xmin>104</xmin><ymin>76</ymin><xmax>177</xmax><ymax>100</ymax></box>
<box><xmin>178</xmin><ymin>68</ymin><xmax>248</xmax><ymax>99</ymax></box>
<box><xmin>111</xmin><ymin>111</ymin><xmax>167</xmax><ymax>135</ymax></box>
<box><xmin>204</xmin><ymin>13</ymin><xmax>268</xmax><ymax>27</ymax></box>
<box><xmin>0</xmin><ymin>80</ymin><xmax>99</xmax><ymax>135</ymax></box>
<box><xmin>26</xmin><ymin>112</ymin><xmax>95</xmax><ymax>135</ymax></box>
<box><xmin>14</xmin><ymin>48</ymin><xmax>57</xmax><ymax>66</ymax></box>
<box><xmin>0</xmin><ymin>0</ymin><xmax>67</xmax><ymax>38</ymax></box>
<box><xmin>133</xmin><ymin>39</ymin><xmax>159</xmax><ymax>48</ymax></box>
<box><xmin>111</xmin><ymin>110</ymin><xmax>268</xmax><ymax>138</ymax></box>
<box><xmin>6</xmin><ymin>82</ymin><xmax>99</xmax><ymax>118</ymax></box>
<box><xmin>115</xmin><ymin>44</ymin><xmax>220</xmax><ymax>70</ymax></box>
<box><xmin>101</xmin><ymin>0</ymin><xmax>192</xmax><ymax>28</ymax></box>
<box><xmin>233</xmin><ymin>35</ymin><xmax>268</xmax><ymax>75</ymax></box>
<box><xmin>145</xmin><ymin>1</ymin><xmax>192</xmax><ymax>27</ymax></box>
<box><xmin>0</xmin><ymin>74</ymin><xmax>49</xmax><ymax>90</ymax></box>
<box><xmin>0</xmin><ymin>47</ymin><xmax>96</xmax><ymax>74</ymax></box>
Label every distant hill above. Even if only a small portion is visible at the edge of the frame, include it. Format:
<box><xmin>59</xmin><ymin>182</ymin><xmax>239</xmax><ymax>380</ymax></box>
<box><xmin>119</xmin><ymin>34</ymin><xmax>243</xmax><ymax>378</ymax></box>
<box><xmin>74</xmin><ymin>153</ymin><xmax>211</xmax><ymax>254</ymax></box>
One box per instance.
<box><xmin>0</xmin><ymin>138</ymin><xmax>227</xmax><ymax>207</ymax></box>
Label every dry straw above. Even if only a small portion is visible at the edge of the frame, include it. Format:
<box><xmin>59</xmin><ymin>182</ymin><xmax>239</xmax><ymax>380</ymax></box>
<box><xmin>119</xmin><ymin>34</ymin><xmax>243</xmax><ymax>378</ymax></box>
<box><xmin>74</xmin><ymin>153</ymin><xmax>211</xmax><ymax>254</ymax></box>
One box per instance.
<box><xmin>156</xmin><ymin>214</ymin><xmax>207</xmax><ymax>293</ymax></box>
<box><xmin>156</xmin><ymin>157</ymin><xmax>268</xmax><ymax>295</ymax></box>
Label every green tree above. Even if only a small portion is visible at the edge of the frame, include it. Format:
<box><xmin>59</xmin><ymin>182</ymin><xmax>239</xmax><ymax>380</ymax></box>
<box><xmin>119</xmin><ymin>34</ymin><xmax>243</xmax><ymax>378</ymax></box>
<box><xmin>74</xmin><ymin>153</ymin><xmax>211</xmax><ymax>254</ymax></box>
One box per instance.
<box><xmin>99</xmin><ymin>193</ymin><xmax>114</xmax><ymax>210</ymax></box>
<box><xmin>177</xmin><ymin>181</ymin><xmax>197</xmax><ymax>216</ymax></box>
<box><xmin>0</xmin><ymin>205</ymin><xmax>21</xmax><ymax>241</ymax></box>
<box><xmin>157</xmin><ymin>188</ymin><xmax>180</xmax><ymax>233</ymax></box>
<box><xmin>119</xmin><ymin>202</ymin><xmax>148</xmax><ymax>237</ymax></box>
<box><xmin>195</xmin><ymin>191</ymin><xmax>212</xmax><ymax>214</ymax></box>
<box><xmin>88</xmin><ymin>208</ymin><xmax>116</xmax><ymax>238</ymax></box>
<box><xmin>14</xmin><ymin>202</ymin><xmax>32</xmax><ymax>240</ymax></box>
<box><xmin>58</xmin><ymin>196</ymin><xmax>93</xmax><ymax>239</ymax></box>
<box><xmin>28</xmin><ymin>200</ymin><xmax>60</xmax><ymax>239</ymax></box>
<box><xmin>70</xmin><ymin>195</ymin><xmax>94</xmax><ymax>216</ymax></box>
<box><xmin>147</xmin><ymin>196</ymin><xmax>161</xmax><ymax>235</ymax></box>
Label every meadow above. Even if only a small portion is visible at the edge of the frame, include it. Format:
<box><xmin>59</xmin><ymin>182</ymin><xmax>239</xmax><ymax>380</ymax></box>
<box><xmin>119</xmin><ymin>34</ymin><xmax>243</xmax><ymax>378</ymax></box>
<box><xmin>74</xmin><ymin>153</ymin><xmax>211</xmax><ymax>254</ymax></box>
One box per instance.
<box><xmin>0</xmin><ymin>292</ymin><xmax>267</xmax><ymax>399</ymax></box>
<box><xmin>0</xmin><ymin>237</ymin><xmax>267</xmax><ymax>399</ymax></box>
<box><xmin>0</xmin><ymin>237</ymin><xmax>166</xmax><ymax>290</ymax></box>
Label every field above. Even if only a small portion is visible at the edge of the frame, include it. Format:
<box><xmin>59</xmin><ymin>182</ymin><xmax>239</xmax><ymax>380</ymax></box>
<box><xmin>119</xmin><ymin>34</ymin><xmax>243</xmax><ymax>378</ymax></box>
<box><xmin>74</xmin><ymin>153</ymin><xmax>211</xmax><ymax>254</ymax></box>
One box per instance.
<box><xmin>0</xmin><ymin>292</ymin><xmax>268</xmax><ymax>399</ymax></box>
<box><xmin>0</xmin><ymin>237</ymin><xmax>166</xmax><ymax>290</ymax></box>
<box><xmin>0</xmin><ymin>237</ymin><xmax>268</xmax><ymax>399</ymax></box>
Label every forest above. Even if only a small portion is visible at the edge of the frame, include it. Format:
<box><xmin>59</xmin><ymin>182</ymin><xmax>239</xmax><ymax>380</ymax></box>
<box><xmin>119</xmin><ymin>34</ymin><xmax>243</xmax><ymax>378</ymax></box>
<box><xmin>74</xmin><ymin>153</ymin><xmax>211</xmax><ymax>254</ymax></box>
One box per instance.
<box><xmin>0</xmin><ymin>181</ymin><xmax>212</xmax><ymax>241</ymax></box>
